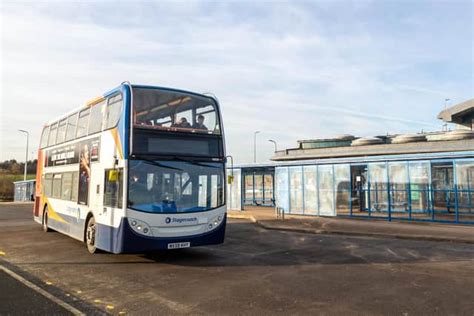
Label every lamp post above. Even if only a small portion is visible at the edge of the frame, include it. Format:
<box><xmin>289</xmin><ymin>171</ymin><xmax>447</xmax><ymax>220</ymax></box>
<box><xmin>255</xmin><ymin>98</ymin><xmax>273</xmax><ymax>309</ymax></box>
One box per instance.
<box><xmin>253</xmin><ymin>131</ymin><xmax>260</xmax><ymax>163</ymax></box>
<box><xmin>268</xmin><ymin>139</ymin><xmax>277</xmax><ymax>152</ymax></box>
<box><xmin>18</xmin><ymin>129</ymin><xmax>29</xmax><ymax>181</ymax></box>
<box><xmin>443</xmin><ymin>98</ymin><xmax>450</xmax><ymax>131</ymax></box>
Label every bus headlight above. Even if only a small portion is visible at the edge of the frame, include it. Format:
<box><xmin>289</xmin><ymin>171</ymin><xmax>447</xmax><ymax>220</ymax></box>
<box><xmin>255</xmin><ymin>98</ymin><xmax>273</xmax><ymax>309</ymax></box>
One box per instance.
<box><xmin>128</xmin><ymin>218</ymin><xmax>152</xmax><ymax>236</ymax></box>
<box><xmin>208</xmin><ymin>214</ymin><xmax>225</xmax><ymax>230</ymax></box>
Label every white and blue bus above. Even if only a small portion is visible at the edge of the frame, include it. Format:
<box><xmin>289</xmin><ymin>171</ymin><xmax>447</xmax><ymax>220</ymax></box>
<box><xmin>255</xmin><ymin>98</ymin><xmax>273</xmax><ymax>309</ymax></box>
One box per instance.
<box><xmin>34</xmin><ymin>83</ymin><xmax>227</xmax><ymax>253</ymax></box>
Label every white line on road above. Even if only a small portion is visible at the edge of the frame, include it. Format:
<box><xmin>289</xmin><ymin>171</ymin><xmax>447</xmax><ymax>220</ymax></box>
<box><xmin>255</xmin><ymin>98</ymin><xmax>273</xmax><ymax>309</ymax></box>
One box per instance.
<box><xmin>0</xmin><ymin>265</ymin><xmax>85</xmax><ymax>316</ymax></box>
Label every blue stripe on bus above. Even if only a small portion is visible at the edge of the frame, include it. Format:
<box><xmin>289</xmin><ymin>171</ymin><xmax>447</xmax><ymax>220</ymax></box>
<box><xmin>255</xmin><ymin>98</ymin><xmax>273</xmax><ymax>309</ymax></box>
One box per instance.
<box><xmin>95</xmin><ymin>214</ymin><xmax>226</xmax><ymax>253</ymax></box>
<box><xmin>121</xmin><ymin>83</ymin><xmax>131</xmax><ymax>157</ymax></box>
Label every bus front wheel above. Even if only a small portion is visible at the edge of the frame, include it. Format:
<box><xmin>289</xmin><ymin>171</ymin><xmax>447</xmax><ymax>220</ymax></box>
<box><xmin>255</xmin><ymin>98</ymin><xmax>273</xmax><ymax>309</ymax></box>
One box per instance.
<box><xmin>42</xmin><ymin>207</ymin><xmax>51</xmax><ymax>233</ymax></box>
<box><xmin>85</xmin><ymin>216</ymin><xmax>98</xmax><ymax>254</ymax></box>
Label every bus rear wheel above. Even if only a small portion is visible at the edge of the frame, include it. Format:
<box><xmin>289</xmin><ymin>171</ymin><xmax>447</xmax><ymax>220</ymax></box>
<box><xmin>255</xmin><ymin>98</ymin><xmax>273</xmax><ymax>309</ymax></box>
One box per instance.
<box><xmin>42</xmin><ymin>207</ymin><xmax>50</xmax><ymax>232</ymax></box>
<box><xmin>85</xmin><ymin>216</ymin><xmax>98</xmax><ymax>254</ymax></box>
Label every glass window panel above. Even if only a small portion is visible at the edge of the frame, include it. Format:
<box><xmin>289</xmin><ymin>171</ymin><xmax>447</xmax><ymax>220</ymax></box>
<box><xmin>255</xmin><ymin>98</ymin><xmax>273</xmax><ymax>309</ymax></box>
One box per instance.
<box><xmin>76</xmin><ymin>108</ymin><xmax>90</xmax><ymax>138</ymax></box>
<box><xmin>211</xmin><ymin>175</ymin><xmax>218</xmax><ymax>208</ymax></box>
<box><xmin>334</xmin><ymin>164</ymin><xmax>350</xmax><ymax>215</ymax></box>
<box><xmin>71</xmin><ymin>172</ymin><xmax>78</xmax><ymax>202</ymax></box>
<box><xmin>65</xmin><ymin>113</ymin><xmax>78</xmax><ymax>141</ymax></box>
<box><xmin>104</xmin><ymin>169</ymin><xmax>123</xmax><ymax>208</ymax></box>
<box><xmin>318</xmin><ymin>165</ymin><xmax>334</xmax><ymax>216</ymax></box>
<box><xmin>264</xmin><ymin>174</ymin><xmax>274</xmax><ymax>204</ymax></box>
<box><xmin>254</xmin><ymin>175</ymin><xmax>263</xmax><ymax>201</ymax></box>
<box><xmin>56</xmin><ymin>119</ymin><xmax>67</xmax><ymax>144</ymax></box>
<box><xmin>43</xmin><ymin>174</ymin><xmax>53</xmax><ymax>197</ymax></box>
<box><xmin>408</xmin><ymin>162</ymin><xmax>431</xmax><ymax>218</ymax></box>
<box><xmin>289</xmin><ymin>167</ymin><xmax>303</xmax><ymax>214</ymax></box>
<box><xmin>275</xmin><ymin>167</ymin><xmax>289</xmax><ymax>213</ymax></box>
<box><xmin>456</xmin><ymin>161</ymin><xmax>474</xmax><ymax>221</ymax></box>
<box><xmin>198</xmin><ymin>175</ymin><xmax>208</xmax><ymax>208</ymax></box>
<box><xmin>105</xmin><ymin>94</ymin><xmax>123</xmax><ymax>129</ymax></box>
<box><xmin>61</xmin><ymin>173</ymin><xmax>72</xmax><ymax>200</ymax></box>
<box><xmin>88</xmin><ymin>101</ymin><xmax>105</xmax><ymax>134</ymax></box>
<box><xmin>389</xmin><ymin>162</ymin><xmax>409</xmax><ymax>215</ymax></box>
<box><xmin>52</xmin><ymin>174</ymin><xmax>62</xmax><ymax>199</ymax></box>
<box><xmin>245</xmin><ymin>175</ymin><xmax>254</xmax><ymax>203</ymax></box>
<box><xmin>40</xmin><ymin>126</ymin><xmax>50</xmax><ymax>148</ymax></box>
<box><xmin>431</xmin><ymin>161</ymin><xmax>455</xmax><ymax>220</ymax></box>
<box><xmin>303</xmin><ymin>166</ymin><xmax>318</xmax><ymax>215</ymax></box>
<box><xmin>48</xmin><ymin>123</ymin><xmax>58</xmax><ymax>147</ymax></box>
<box><xmin>132</xmin><ymin>88</ymin><xmax>220</xmax><ymax>134</ymax></box>
<box><xmin>369</xmin><ymin>163</ymin><xmax>388</xmax><ymax>214</ymax></box>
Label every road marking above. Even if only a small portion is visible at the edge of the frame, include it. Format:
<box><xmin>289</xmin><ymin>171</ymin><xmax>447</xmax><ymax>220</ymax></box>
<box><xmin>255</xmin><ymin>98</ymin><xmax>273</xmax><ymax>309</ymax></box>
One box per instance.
<box><xmin>0</xmin><ymin>266</ymin><xmax>85</xmax><ymax>316</ymax></box>
<box><xmin>106</xmin><ymin>305</ymin><xmax>114</xmax><ymax>310</ymax></box>
<box><xmin>0</xmin><ymin>251</ymin><xmax>5</xmax><ymax>256</ymax></box>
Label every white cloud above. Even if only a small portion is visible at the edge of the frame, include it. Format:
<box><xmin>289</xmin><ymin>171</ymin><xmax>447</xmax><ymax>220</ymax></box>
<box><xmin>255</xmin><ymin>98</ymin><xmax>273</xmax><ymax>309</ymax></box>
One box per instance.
<box><xmin>1</xmin><ymin>1</ymin><xmax>472</xmax><ymax>164</ymax></box>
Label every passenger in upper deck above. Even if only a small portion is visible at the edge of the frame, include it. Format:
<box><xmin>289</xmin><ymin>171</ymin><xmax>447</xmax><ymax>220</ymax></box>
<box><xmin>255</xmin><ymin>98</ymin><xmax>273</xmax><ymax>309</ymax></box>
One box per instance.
<box><xmin>176</xmin><ymin>117</ymin><xmax>191</xmax><ymax>128</ymax></box>
<box><xmin>193</xmin><ymin>114</ymin><xmax>208</xmax><ymax>131</ymax></box>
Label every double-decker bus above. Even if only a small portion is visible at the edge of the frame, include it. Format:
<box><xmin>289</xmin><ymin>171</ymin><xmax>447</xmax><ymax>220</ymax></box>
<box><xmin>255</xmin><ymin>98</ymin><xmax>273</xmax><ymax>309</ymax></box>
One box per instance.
<box><xmin>34</xmin><ymin>83</ymin><xmax>226</xmax><ymax>253</ymax></box>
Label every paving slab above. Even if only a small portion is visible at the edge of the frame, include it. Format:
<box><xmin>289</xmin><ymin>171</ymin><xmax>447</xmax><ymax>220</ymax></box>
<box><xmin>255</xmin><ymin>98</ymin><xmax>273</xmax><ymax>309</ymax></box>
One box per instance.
<box><xmin>228</xmin><ymin>207</ymin><xmax>474</xmax><ymax>243</ymax></box>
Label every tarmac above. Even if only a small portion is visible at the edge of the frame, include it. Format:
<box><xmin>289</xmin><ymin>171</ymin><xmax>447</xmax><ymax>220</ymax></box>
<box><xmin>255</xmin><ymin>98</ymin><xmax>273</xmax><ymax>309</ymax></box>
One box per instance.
<box><xmin>228</xmin><ymin>206</ymin><xmax>474</xmax><ymax>244</ymax></box>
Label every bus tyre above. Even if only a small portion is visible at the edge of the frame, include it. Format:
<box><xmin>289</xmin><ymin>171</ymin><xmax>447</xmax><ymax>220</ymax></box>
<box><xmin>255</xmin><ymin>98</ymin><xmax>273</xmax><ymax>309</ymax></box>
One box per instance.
<box><xmin>42</xmin><ymin>207</ymin><xmax>50</xmax><ymax>233</ymax></box>
<box><xmin>86</xmin><ymin>216</ymin><xmax>98</xmax><ymax>254</ymax></box>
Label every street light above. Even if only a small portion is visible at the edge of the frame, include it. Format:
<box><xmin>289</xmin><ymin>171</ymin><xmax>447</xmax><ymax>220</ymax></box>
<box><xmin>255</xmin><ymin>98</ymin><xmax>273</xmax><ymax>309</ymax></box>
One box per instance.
<box><xmin>443</xmin><ymin>98</ymin><xmax>450</xmax><ymax>131</ymax></box>
<box><xmin>18</xmin><ymin>129</ymin><xmax>29</xmax><ymax>181</ymax></box>
<box><xmin>253</xmin><ymin>131</ymin><xmax>260</xmax><ymax>163</ymax></box>
<box><xmin>268</xmin><ymin>139</ymin><xmax>277</xmax><ymax>152</ymax></box>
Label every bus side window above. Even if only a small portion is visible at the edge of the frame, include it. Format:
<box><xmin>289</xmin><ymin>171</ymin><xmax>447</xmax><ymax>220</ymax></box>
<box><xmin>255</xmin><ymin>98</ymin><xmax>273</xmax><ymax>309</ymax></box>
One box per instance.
<box><xmin>88</xmin><ymin>101</ymin><xmax>105</xmax><ymax>134</ymax></box>
<box><xmin>44</xmin><ymin>174</ymin><xmax>53</xmax><ymax>197</ymax></box>
<box><xmin>71</xmin><ymin>172</ymin><xmax>78</xmax><ymax>202</ymax></box>
<box><xmin>48</xmin><ymin>122</ymin><xmax>58</xmax><ymax>147</ymax></box>
<box><xmin>105</xmin><ymin>94</ymin><xmax>123</xmax><ymax>130</ymax></box>
<box><xmin>76</xmin><ymin>108</ymin><xmax>90</xmax><ymax>138</ymax></box>
<box><xmin>65</xmin><ymin>113</ymin><xmax>78</xmax><ymax>142</ymax></box>
<box><xmin>40</xmin><ymin>126</ymin><xmax>50</xmax><ymax>148</ymax></box>
<box><xmin>104</xmin><ymin>169</ymin><xmax>123</xmax><ymax>208</ymax></box>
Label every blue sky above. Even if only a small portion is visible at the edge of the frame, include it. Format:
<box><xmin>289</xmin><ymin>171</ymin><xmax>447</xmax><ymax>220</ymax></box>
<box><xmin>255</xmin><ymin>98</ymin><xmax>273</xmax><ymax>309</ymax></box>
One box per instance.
<box><xmin>1</xmin><ymin>0</ymin><xmax>473</xmax><ymax>163</ymax></box>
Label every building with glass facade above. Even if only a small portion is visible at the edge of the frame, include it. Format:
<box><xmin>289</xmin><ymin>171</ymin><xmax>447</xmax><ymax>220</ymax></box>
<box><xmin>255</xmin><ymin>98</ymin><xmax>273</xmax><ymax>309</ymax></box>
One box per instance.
<box><xmin>227</xmin><ymin>99</ymin><xmax>474</xmax><ymax>225</ymax></box>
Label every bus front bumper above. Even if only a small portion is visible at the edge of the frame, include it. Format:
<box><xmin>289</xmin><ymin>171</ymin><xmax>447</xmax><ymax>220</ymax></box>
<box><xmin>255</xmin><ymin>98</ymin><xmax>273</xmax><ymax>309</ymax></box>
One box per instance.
<box><xmin>95</xmin><ymin>214</ymin><xmax>226</xmax><ymax>254</ymax></box>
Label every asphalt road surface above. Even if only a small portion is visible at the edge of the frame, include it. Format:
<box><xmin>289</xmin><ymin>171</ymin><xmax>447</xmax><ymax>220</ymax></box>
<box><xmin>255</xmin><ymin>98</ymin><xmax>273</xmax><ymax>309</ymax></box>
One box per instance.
<box><xmin>1</xmin><ymin>203</ymin><xmax>473</xmax><ymax>315</ymax></box>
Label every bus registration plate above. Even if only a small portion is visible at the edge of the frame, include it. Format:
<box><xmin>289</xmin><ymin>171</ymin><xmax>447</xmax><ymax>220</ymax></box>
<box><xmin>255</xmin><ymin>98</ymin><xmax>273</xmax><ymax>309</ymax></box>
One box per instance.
<box><xmin>167</xmin><ymin>242</ymin><xmax>190</xmax><ymax>249</ymax></box>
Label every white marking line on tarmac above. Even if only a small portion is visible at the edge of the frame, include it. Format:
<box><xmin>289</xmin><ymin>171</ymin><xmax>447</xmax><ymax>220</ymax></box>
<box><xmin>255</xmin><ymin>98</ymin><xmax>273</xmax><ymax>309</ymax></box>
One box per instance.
<box><xmin>0</xmin><ymin>266</ymin><xmax>85</xmax><ymax>316</ymax></box>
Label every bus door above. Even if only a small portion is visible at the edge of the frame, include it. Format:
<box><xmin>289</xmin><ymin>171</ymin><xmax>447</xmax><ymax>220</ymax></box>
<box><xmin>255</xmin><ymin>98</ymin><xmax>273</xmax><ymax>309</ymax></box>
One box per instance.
<box><xmin>103</xmin><ymin>169</ymin><xmax>124</xmax><ymax>220</ymax></box>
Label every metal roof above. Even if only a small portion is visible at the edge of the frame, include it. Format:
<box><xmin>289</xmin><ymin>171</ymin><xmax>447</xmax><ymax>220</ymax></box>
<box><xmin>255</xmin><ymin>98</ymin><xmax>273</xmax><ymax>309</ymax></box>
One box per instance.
<box><xmin>437</xmin><ymin>98</ymin><xmax>474</xmax><ymax>122</ymax></box>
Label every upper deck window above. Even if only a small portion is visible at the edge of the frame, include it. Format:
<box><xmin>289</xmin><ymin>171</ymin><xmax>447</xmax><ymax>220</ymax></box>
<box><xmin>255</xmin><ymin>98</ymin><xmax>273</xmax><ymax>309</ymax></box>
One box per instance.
<box><xmin>56</xmin><ymin>119</ymin><xmax>67</xmax><ymax>144</ymax></box>
<box><xmin>65</xmin><ymin>113</ymin><xmax>78</xmax><ymax>142</ymax></box>
<box><xmin>40</xmin><ymin>126</ymin><xmax>50</xmax><ymax>148</ymax></box>
<box><xmin>132</xmin><ymin>87</ymin><xmax>220</xmax><ymax>135</ymax></box>
<box><xmin>88</xmin><ymin>100</ymin><xmax>105</xmax><ymax>134</ymax></box>
<box><xmin>76</xmin><ymin>108</ymin><xmax>90</xmax><ymax>138</ymax></box>
<box><xmin>48</xmin><ymin>123</ymin><xmax>58</xmax><ymax>147</ymax></box>
<box><xmin>105</xmin><ymin>94</ymin><xmax>122</xmax><ymax>129</ymax></box>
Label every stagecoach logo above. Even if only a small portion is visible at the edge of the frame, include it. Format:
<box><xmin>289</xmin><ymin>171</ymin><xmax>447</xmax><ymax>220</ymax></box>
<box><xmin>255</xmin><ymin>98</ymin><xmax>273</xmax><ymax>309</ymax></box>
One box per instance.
<box><xmin>165</xmin><ymin>217</ymin><xmax>198</xmax><ymax>225</ymax></box>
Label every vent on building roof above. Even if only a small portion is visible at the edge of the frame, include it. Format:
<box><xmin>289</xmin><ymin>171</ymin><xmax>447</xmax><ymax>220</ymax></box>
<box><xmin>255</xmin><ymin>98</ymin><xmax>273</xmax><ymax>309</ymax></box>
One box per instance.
<box><xmin>438</xmin><ymin>129</ymin><xmax>474</xmax><ymax>141</ymax></box>
<box><xmin>333</xmin><ymin>134</ymin><xmax>356</xmax><ymax>141</ymax></box>
<box><xmin>391</xmin><ymin>134</ymin><xmax>427</xmax><ymax>144</ymax></box>
<box><xmin>351</xmin><ymin>137</ymin><xmax>384</xmax><ymax>146</ymax></box>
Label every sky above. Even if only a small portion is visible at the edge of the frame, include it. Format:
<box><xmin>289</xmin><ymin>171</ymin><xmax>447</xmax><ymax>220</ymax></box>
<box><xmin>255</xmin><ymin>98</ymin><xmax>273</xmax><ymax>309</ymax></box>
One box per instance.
<box><xmin>1</xmin><ymin>0</ymin><xmax>473</xmax><ymax>164</ymax></box>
